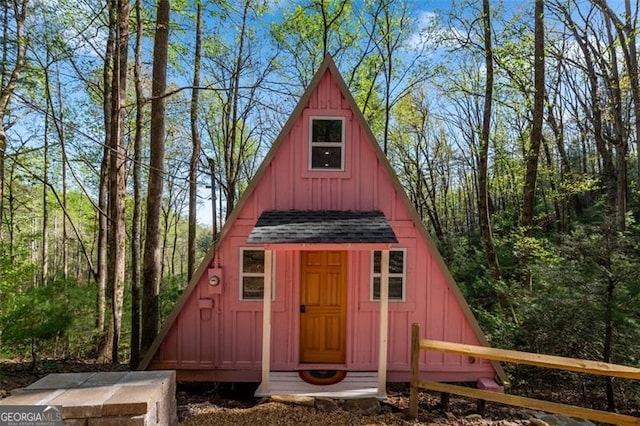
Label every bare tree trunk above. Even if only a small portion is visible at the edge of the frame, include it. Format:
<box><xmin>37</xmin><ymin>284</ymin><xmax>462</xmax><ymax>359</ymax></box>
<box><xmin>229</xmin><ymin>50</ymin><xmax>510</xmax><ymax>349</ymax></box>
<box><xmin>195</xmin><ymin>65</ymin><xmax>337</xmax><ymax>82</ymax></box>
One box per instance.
<box><xmin>171</xmin><ymin>214</ymin><xmax>179</xmax><ymax>276</ymax></box>
<box><xmin>224</xmin><ymin>0</ymin><xmax>249</xmax><ymax>217</ymax></box>
<box><xmin>542</xmin><ymin>138</ymin><xmax>563</xmax><ymax>233</ymax></box>
<box><xmin>592</xmin><ymin>0</ymin><xmax>640</xmax><ymax>189</ymax></box>
<box><xmin>546</xmin><ymin>86</ymin><xmax>570</xmax><ymax>234</ymax></box>
<box><xmin>208</xmin><ymin>157</ymin><xmax>217</xmax><ymax>238</ymax></box>
<box><xmin>520</xmin><ymin>0</ymin><xmax>545</xmax><ymax>232</ymax></box>
<box><xmin>108</xmin><ymin>0</ymin><xmax>129</xmax><ymax>364</ymax></box>
<box><xmin>7</xmin><ymin>164</ymin><xmax>15</xmax><ymax>259</ymax></box>
<box><xmin>44</xmin><ymin>56</ymin><xmax>69</xmax><ymax>281</ymax></box>
<box><xmin>478</xmin><ymin>0</ymin><xmax>501</xmax><ymax>281</ymax></box>
<box><xmin>602</xmin><ymin>237</ymin><xmax>617</xmax><ymax>412</ymax></box>
<box><xmin>96</xmin><ymin>0</ymin><xmax>115</xmax><ymax>354</ymax></box>
<box><xmin>0</xmin><ymin>0</ymin><xmax>28</xmax><ymax>244</ymax></box>
<box><xmin>142</xmin><ymin>0</ymin><xmax>171</xmax><ymax>356</ymax></box>
<box><xmin>161</xmin><ymin>202</ymin><xmax>170</xmax><ymax>279</ymax></box>
<box><xmin>382</xmin><ymin>8</ymin><xmax>393</xmax><ymax>155</ymax></box>
<box><xmin>603</xmin><ymin>14</ymin><xmax>627</xmax><ymax>232</ymax></box>
<box><xmin>58</xmin><ymin>62</ymin><xmax>68</xmax><ymax>279</ymax></box>
<box><xmin>188</xmin><ymin>0</ymin><xmax>202</xmax><ymax>281</ymax></box>
<box><xmin>556</xmin><ymin>3</ymin><xmax>617</xmax><ymax>230</ymax></box>
<box><xmin>130</xmin><ymin>0</ymin><xmax>144</xmax><ymax>369</ymax></box>
<box><xmin>625</xmin><ymin>0</ymin><xmax>640</xmax><ymax>188</ymax></box>
<box><xmin>42</xmin><ymin>68</ymin><xmax>50</xmax><ymax>285</ymax></box>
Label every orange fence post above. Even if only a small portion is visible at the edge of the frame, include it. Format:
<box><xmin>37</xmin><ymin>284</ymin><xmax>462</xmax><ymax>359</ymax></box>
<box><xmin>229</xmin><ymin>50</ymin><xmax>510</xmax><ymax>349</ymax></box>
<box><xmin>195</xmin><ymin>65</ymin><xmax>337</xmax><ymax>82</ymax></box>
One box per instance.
<box><xmin>409</xmin><ymin>322</ymin><xmax>420</xmax><ymax>420</ymax></box>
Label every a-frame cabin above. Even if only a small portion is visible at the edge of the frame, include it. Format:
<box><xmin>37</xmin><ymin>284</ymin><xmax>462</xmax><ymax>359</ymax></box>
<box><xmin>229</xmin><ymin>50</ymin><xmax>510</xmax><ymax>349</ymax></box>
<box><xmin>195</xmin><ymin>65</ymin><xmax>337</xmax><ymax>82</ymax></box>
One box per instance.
<box><xmin>140</xmin><ymin>55</ymin><xmax>506</xmax><ymax>398</ymax></box>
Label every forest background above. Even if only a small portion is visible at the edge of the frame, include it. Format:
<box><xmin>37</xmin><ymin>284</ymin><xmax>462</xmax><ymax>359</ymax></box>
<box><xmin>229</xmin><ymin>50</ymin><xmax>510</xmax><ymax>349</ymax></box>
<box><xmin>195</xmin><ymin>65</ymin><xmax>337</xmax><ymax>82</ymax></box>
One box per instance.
<box><xmin>0</xmin><ymin>0</ymin><xmax>639</xmax><ymax>413</ymax></box>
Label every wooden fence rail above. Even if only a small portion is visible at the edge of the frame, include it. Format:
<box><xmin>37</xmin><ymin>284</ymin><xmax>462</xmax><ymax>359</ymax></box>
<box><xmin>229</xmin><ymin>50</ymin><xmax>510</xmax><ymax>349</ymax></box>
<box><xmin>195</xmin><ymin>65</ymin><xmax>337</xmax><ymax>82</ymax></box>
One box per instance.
<box><xmin>409</xmin><ymin>323</ymin><xmax>640</xmax><ymax>425</ymax></box>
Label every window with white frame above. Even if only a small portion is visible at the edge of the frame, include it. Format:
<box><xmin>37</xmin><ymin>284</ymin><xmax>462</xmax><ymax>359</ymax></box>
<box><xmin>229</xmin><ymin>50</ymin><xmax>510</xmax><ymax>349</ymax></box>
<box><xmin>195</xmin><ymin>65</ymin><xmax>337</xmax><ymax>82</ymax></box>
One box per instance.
<box><xmin>309</xmin><ymin>117</ymin><xmax>344</xmax><ymax>170</ymax></box>
<box><xmin>371</xmin><ymin>249</ymin><xmax>405</xmax><ymax>301</ymax></box>
<box><xmin>240</xmin><ymin>248</ymin><xmax>273</xmax><ymax>300</ymax></box>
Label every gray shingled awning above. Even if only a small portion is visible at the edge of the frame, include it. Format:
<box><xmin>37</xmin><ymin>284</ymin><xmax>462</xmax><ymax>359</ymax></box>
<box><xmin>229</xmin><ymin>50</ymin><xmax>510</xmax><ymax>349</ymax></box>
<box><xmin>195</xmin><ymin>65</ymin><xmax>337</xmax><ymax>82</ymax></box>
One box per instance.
<box><xmin>247</xmin><ymin>210</ymin><xmax>398</xmax><ymax>244</ymax></box>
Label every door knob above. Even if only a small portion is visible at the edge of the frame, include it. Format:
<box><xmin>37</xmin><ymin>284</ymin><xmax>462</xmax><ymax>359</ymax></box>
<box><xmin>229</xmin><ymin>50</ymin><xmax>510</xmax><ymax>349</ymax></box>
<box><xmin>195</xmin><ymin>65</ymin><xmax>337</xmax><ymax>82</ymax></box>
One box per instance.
<box><xmin>300</xmin><ymin>305</ymin><xmax>306</xmax><ymax>313</ymax></box>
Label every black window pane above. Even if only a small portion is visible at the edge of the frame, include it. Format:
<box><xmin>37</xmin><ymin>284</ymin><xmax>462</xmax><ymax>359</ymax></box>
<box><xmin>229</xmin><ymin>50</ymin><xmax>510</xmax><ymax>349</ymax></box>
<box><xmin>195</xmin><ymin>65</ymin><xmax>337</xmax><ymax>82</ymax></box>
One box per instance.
<box><xmin>328</xmin><ymin>120</ymin><xmax>342</xmax><ymax>142</ymax></box>
<box><xmin>312</xmin><ymin>119</ymin><xmax>342</xmax><ymax>143</ymax></box>
<box><xmin>390</xmin><ymin>251</ymin><xmax>404</xmax><ymax>274</ymax></box>
<box><xmin>374</xmin><ymin>251</ymin><xmax>403</xmax><ymax>274</ymax></box>
<box><xmin>373</xmin><ymin>251</ymin><xmax>381</xmax><ymax>274</ymax></box>
<box><xmin>389</xmin><ymin>277</ymin><xmax>403</xmax><ymax>299</ymax></box>
<box><xmin>243</xmin><ymin>250</ymin><xmax>264</xmax><ymax>273</ymax></box>
<box><xmin>311</xmin><ymin>147</ymin><xmax>341</xmax><ymax>169</ymax></box>
<box><xmin>243</xmin><ymin>277</ymin><xmax>264</xmax><ymax>299</ymax></box>
<box><xmin>373</xmin><ymin>277</ymin><xmax>403</xmax><ymax>300</ymax></box>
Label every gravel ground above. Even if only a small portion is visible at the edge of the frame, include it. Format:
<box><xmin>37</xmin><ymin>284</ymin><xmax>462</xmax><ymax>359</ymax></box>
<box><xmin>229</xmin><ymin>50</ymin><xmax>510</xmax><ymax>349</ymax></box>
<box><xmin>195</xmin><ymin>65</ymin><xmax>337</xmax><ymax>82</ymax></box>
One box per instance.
<box><xmin>180</xmin><ymin>400</ymin><xmax>413</xmax><ymax>425</ymax></box>
<box><xmin>178</xmin><ymin>399</ymin><xmax>550</xmax><ymax>425</ymax></box>
<box><xmin>177</xmin><ymin>387</ymin><xmax>541</xmax><ymax>425</ymax></box>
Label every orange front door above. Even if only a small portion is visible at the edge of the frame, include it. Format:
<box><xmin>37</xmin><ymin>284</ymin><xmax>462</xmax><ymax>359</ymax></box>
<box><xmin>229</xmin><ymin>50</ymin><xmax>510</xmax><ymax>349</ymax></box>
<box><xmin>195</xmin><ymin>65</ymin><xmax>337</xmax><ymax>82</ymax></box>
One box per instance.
<box><xmin>299</xmin><ymin>251</ymin><xmax>347</xmax><ymax>363</ymax></box>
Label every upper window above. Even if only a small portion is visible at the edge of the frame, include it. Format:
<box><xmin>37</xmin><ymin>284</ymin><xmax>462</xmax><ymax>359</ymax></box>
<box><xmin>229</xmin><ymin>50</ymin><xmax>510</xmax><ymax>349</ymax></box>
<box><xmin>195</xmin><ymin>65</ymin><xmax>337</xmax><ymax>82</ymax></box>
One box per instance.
<box><xmin>371</xmin><ymin>249</ymin><xmax>405</xmax><ymax>301</ymax></box>
<box><xmin>309</xmin><ymin>117</ymin><xmax>344</xmax><ymax>170</ymax></box>
<box><xmin>240</xmin><ymin>248</ymin><xmax>274</xmax><ymax>300</ymax></box>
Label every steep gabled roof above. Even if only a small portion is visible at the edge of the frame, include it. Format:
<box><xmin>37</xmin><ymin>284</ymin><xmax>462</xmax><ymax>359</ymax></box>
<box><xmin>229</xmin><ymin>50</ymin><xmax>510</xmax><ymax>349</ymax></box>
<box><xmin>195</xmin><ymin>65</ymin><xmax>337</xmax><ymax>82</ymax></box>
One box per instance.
<box><xmin>247</xmin><ymin>210</ymin><xmax>398</xmax><ymax>244</ymax></box>
<box><xmin>139</xmin><ymin>56</ymin><xmax>341</xmax><ymax>370</ymax></box>
<box><xmin>139</xmin><ymin>55</ymin><xmax>508</xmax><ymax>384</ymax></box>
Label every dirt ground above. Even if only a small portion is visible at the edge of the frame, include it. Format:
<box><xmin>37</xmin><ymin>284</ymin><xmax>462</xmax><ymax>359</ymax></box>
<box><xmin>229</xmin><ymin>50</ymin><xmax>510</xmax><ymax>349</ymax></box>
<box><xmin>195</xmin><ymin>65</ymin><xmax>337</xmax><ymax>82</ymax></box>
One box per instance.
<box><xmin>0</xmin><ymin>360</ymin><xmax>527</xmax><ymax>424</ymax></box>
<box><xmin>176</xmin><ymin>382</ymin><xmax>539</xmax><ymax>425</ymax></box>
<box><xmin>1</xmin><ymin>359</ymin><xmax>638</xmax><ymax>425</ymax></box>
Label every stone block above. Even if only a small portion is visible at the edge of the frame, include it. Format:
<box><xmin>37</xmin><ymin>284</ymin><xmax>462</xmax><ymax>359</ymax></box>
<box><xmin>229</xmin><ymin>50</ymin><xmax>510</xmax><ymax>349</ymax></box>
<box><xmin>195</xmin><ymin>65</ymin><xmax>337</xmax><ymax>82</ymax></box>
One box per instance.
<box><xmin>119</xmin><ymin>371</ymin><xmax>174</xmax><ymax>390</ymax></box>
<box><xmin>7</xmin><ymin>371</ymin><xmax>177</xmax><ymax>426</ymax></box>
<box><xmin>156</xmin><ymin>390</ymin><xmax>177</xmax><ymax>426</ymax></box>
<box><xmin>271</xmin><ymin>394</ymin><xmax>315</xmax><ymax>406</ymax></box>
<box><xmin>82</xmin><ymin>372</ymin><xmax>129</xmax><ymax>387</ymax></box>
<box><xmin>49</xmin><ymin>386</ymin><xmax>119</xmax><ymax>419</ymax></box>
<box><xmin>102</xmin><ymin>385</ymin><xmax>160</xmax><ymax>416</ymax></box>
<box><xmin>315</xmin><ymin>397</ymin><xmax>340</xmax><ymax>412</ymax></box>
<box><xmin>477</xmin><ymin>377</ymin><xmax>504</xmax><ymax>393</ymax></box>
<box><xmin>0</xmin><ymin>389</ymin><xmax>64</xmax><ymax>405</ymax></box>
<box><xmin>342</xmin><ymin>397</ymin><xmax>380</xmax><ymax>415</ymax></box>
<box><xmin>26</xmin><ymin>373</ymin><xmax>94</xmax><ymax>390</ymax></box>
<box><xmin>63</xmin><ymin>419</ymin><xmax>88</xmax><ymax>426</ymax></box>
<box><xmin>88</xmin><ymin>415</ymin><xmax>146</xmax><ymax>426</ymax></box>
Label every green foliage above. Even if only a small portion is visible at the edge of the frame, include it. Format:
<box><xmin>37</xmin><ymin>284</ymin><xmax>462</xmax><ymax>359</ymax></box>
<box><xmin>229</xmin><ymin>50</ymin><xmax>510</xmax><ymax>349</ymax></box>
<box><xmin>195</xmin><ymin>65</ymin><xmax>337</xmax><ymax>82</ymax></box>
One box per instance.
<box><xmin>160</xmin><ymin>274</ymin><xmax>187</xmax><ymax>323</ymax></box>
<box><xmin>1</xmin><ymin>281</ymin><xmax>72</xmax><ymax>359</ymax></box>
<box><xmin>0</xmin><ymin>244</ymin><xmax>97</xmax><ymax>361</ymax></box>
<box><xmin>515</xmin><ymin>224</ymin><xmax>640</xmax><ymax>368</ymax></box>
<box><xmin>270</xmin><ymin>0</ymin><xmax>359</xmax><ymax>86</ymax></box>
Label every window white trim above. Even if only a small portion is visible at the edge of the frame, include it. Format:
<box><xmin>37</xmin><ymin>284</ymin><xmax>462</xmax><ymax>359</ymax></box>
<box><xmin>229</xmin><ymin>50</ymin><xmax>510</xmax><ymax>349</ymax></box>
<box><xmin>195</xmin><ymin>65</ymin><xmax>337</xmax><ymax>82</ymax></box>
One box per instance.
<box><xmin>371</xmin><ymin>248</ymin><xmax>406</xmax><ymax>302</ymax></box>
<box><xmin>308</xmin><ymin>116</ymin><xmax>345</xmax><ymax>171</ymax></box>
<box><xmin>239</xmin><ymin>247</ymin><xmax>275</xmax><ymax>301</ymax></box>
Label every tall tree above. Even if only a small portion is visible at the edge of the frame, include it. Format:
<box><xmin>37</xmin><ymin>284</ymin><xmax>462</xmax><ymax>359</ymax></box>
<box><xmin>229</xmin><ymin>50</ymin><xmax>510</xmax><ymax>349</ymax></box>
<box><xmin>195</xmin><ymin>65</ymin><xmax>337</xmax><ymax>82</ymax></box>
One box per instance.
<box><xmin>96</xmin><ymin>0</ymin><xmax>116</xmax><ymax>357</ymax></box>
<box><xmin>370</xmin><ymin>0</ymin><xmax>411</xmax><ymax>154</ymax></box>
<box><xmin>203</xmin><ymin>0</ymin><xmax>274</xmax><ymax>219</ymax></box>
<box><xmin>41</xmin><ymin>50</ymin><xmax>51</xmax><ymax>285</ymax></box>
<box><xmin>478</xmin><ymin>0</ymin><xmax>501</xmax><ymax>280</ymax></box>
<box><xmin>107</xmin><ymin>0</ymin><xmax>130</xmax><ymax>363</ymax></box>
<box><xmin>0</xmin><ymin>0</ymin><xmax>28</xmax><ymax>243</ymax></box>
<box><xmin>591</xmin><ymin>0</ymin><xmax>640</xmax><ymax>189</ymax></box>
<box><xmin>141</xmin><ymin>0</ymin><xmax>171</xmax><ymax>356</ymax></box>
<box><xmin>552</xmin><ymin>2</ymin><xmax>618</xmax><ymax>230</ymax></box>
<box><xmin>188</xmin><ymin>0</ymin><xmax>202</xmax><ymax>280</ymax></box>
<box><xmin>130</xmin><ymin>0</ymin><xmax>145</xmax><ymax>369</ymax></box>
<box><xmin>520</xmin><ymin>0</ymin><xmax>545</xmax><ymax>232</ymax></box>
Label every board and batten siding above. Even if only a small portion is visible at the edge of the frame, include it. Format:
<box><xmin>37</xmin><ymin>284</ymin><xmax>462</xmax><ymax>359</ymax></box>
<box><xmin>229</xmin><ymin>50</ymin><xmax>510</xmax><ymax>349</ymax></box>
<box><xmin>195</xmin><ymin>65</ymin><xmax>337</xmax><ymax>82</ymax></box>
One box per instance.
<box><xmin>150</xmin><ymin>70</ymin><xmax>495</xmax><ymax>382</ymax></box>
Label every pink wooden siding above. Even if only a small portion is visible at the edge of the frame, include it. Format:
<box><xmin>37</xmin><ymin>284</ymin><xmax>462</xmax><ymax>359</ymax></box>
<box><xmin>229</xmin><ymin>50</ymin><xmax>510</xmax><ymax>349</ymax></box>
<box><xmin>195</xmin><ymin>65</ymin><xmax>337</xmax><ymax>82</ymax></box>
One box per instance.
<box><xmin>149</xmin><ymin>69</ymin><xmax>496</xmax><ymax>382</ymax></box>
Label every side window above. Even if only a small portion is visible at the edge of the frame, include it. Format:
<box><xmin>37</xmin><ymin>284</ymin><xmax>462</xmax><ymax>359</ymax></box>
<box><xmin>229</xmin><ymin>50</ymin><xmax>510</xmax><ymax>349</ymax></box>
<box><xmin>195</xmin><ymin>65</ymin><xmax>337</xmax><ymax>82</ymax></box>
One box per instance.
<box><xmin>240</xmin><ymin>249</ymin><xmax>265</xmax><ymax>300</ymax></box>
<box><xmin>309</xmin><ymin>118</ymin><xmax>344</xmax><ymax>170</ymax></box>
<box><xmin>371</xmin><ymin>249</ymin><xmax>405</xmax><ymax>301</ymax></box>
